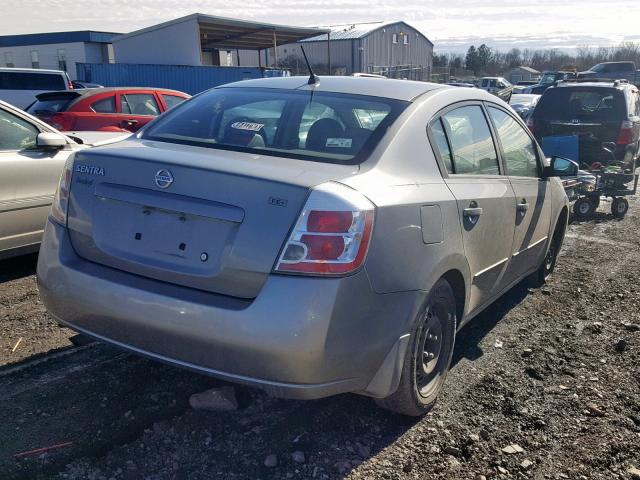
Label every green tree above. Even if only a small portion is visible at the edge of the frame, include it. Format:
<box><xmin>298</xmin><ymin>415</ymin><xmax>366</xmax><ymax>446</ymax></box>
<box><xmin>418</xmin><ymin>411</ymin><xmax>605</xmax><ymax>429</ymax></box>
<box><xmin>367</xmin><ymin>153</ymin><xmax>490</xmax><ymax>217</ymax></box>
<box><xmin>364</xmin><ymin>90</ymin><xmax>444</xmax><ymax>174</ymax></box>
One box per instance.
<box><xmin>465</xmin><ymin>46</ymin><xmax>479</xmax><ymax>74</ymax></box>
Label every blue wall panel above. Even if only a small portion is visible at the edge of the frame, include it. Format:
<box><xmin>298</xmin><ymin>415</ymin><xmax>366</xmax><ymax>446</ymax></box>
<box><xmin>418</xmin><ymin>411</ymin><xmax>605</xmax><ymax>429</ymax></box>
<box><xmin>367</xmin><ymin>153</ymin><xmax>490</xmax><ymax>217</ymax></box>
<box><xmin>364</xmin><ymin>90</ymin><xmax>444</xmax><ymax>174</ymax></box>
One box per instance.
<box><xmin>76</xmin><ymin>63</ymin><xmax>289</xmax><ymax>95</ymax></box>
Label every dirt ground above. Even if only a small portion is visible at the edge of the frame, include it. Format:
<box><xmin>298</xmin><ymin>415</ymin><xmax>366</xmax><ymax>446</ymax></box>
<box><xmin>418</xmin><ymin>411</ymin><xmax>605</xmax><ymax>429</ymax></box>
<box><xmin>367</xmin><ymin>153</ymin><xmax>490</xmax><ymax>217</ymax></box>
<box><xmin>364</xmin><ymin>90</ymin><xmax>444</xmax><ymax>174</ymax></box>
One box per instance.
<box><xmin>0</xmin><ymin>198</ymin><xmax>639</xmax><ymax>480</ymax></box>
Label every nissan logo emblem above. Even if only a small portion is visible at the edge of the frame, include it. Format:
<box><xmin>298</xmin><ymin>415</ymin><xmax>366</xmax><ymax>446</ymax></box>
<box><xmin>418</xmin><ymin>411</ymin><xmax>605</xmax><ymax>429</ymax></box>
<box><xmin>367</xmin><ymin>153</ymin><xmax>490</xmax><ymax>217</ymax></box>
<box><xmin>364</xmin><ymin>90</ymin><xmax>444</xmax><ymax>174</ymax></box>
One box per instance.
<box><xmin>155</xmin><ymin>169</ymin><xmax>174</xmax><ymax>189</ymax></box>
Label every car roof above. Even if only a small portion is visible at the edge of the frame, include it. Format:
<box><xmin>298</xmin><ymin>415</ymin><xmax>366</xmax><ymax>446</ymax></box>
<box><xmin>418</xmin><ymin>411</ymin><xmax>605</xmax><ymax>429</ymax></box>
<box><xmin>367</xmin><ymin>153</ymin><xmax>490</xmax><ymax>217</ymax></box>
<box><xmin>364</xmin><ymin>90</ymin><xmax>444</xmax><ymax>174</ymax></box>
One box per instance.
<box><xmin>35</xmin><ymin>86</ymin><xmax>188</xmax><ymax>100</ymax></box>
<box><xmin>555</xmin><ymin>81</ymin><xmax>631</xmax><ymax>90</ymax></box>
<box><xmin>0</xmin><ymin>67</ymin><xmax>67</xmax><ymax>75</ymax></box>
<box><xmin>220</xmin><ymin>76</ymin><xmax>448</xmax><ymax>101</ymax></box>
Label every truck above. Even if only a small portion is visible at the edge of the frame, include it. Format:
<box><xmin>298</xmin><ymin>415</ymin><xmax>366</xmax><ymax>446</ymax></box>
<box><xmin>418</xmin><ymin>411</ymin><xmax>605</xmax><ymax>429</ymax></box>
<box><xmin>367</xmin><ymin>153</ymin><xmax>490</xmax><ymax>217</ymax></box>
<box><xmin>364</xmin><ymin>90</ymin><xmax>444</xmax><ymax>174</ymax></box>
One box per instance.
<box><xmin>523</xmin><ymin>70</ymin><xmax>577</xmax><ymax>94</ymax></box>
<box><xmin>578</xmin><ymin>62</ymin><xmax>640</xmax><ymax>85</ymax></box>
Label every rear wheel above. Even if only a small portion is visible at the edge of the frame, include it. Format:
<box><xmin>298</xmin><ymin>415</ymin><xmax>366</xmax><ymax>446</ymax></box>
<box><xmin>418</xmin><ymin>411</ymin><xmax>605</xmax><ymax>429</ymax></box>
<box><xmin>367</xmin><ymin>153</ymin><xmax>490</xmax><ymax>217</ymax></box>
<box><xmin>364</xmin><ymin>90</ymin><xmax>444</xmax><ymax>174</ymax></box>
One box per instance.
<box><xmin>375</xmin><ymin>279</ymin><xmax>457</xmax><ymax>416</ymax></box>
<box><xmin>612</xmin><ymin>197</ymin><xmax>629</xmax><ymax>218</ymax></box>
<box><xmin>573</xmin><ymin>197</ymin><xmax>594</xmax><ymax>219</ymax></box>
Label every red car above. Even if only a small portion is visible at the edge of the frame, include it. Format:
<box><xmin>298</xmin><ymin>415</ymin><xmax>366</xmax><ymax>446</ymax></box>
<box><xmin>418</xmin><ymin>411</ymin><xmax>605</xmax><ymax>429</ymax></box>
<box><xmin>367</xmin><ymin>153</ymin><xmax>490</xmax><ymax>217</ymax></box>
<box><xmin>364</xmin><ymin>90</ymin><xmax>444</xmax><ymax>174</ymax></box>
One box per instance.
<box><xmin>26</xmin><ymin>87</ymin><xmax>189</xmax><ymax>132</ymax></box>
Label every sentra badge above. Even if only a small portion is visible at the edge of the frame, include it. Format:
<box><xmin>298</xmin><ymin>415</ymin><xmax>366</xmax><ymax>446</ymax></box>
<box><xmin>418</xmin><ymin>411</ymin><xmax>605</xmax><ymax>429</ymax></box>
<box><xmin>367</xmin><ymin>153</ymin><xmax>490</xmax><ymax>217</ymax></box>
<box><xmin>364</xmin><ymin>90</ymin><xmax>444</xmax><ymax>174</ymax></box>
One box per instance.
<box><xmin>75</xmin><ymin>164</ymin><xmax>105</xmax><ymax>176</ymax></box>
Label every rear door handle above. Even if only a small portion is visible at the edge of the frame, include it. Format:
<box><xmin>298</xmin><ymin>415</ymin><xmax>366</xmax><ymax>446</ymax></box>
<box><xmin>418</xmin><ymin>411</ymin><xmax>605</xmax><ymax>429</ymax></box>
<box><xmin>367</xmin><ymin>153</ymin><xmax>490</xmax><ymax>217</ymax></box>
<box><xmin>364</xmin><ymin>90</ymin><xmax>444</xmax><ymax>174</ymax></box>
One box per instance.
<box><xmin>123</xmin><ymin>119</ymin><xmax>139</xmax><ymax>126</ymax></box>
<box><xmin>463</xmin><ymin>207</ymin><xmax>484</xmax><ymax>217</ymax></box>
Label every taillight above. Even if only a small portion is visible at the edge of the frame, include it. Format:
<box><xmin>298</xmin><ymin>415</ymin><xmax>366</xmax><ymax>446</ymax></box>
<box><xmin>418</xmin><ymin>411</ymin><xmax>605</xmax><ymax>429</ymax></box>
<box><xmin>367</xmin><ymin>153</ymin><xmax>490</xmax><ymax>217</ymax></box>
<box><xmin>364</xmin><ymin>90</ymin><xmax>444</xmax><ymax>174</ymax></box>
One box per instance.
<box><xmin>526</xmin><ymin>118</ymin><xmax>535</xmax><ymax>134</ymax></box>
<box><xmin>275</xmin><ymin>182</ymin><xmax>375</xmax><ymax>275</ymax></box>
<box><xmin>51</xmin><ymin>155</ymin><xmax>75</xmax><ymax>226</ymax></box>
<box><xmin>617</xmin><ymin>120</ymin><xmax>633</xmax><ymax>145</ymax></box>
<box><xmin>51</xmin><ymin>113</ymin><xmax>75</xmax><ymax>131</ymax></box>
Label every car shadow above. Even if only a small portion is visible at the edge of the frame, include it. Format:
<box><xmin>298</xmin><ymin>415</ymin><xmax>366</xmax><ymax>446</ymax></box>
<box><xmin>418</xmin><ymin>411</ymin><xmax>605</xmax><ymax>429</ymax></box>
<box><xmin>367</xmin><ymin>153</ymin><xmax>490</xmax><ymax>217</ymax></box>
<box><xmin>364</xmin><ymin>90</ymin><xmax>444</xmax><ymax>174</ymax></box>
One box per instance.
<box><xmin>0</xmin><ymin>253</ymin><xmax>38</xmax><ymax>284</ymax></box>
<box><xmin>452</xmin><ymin>281</ymin><xmax>530</xmax><ymax>366</ymax></box>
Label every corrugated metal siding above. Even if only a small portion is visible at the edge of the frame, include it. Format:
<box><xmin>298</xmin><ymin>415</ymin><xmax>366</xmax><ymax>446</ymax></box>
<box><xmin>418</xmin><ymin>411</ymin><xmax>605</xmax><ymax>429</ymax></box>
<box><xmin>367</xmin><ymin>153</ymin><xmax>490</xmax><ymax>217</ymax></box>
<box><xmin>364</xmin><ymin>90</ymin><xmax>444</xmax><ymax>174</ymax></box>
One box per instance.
<box><xmin>361</xmin><ymin>24</ymin><xmax>432</xmax><ymax>80</ymax></box>
<box><xmin>75</xmin><ymin>63</ymin><xmax>288</xmax><ymax>94</ymax></box>
<box><xmin>277</xmin><ymin>21</ymin><xmax>433</xmax><ymax>79</ymax></box>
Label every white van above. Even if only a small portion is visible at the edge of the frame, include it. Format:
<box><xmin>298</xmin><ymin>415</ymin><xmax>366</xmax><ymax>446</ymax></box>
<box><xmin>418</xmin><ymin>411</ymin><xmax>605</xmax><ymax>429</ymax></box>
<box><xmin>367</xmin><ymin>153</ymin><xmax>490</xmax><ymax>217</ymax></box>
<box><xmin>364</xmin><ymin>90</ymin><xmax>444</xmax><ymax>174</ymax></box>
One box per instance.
<box><xmin>0</xmin><ymin>68</ymin><xmax>72</xmax><ymax>110</ymax></box>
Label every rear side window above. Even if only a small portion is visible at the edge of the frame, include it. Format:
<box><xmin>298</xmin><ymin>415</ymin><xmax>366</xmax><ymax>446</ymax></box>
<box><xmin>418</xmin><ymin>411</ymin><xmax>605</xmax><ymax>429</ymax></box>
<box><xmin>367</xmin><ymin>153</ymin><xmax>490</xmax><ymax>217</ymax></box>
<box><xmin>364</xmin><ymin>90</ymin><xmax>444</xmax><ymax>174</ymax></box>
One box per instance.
<box><xmin>0</xmin><ymin>72</ymin><xmax>65</xmax><ymax>90</ymax></box>
<box><xmin>441</xmin><ymin>105</ymin><xmax>500</xmax><ymax>175</ymax></box>
<box><xmin>534</xmin><ymin>87</ymin><xmax>626</xmax><ymax>121</ymax></box>
<box><xmin>430</xmin><ymin>119</ymin><xmax>454</xmax><ymax>174</ymax></box>
<box><xmin>162</xmin><ymin>94</ymin><xmax>186</xmax><ymax>110</ymax></box>
<box><xmin>488</xmin><ymin>107</ymin><xmax>539</xmax><ymax>177</ymax></box>
<box><xmin>91</xmin><ymin>96</ymin><xmax>116</xmax><ymax>113</ymax></box>
<box><xmin>121</xmin><ymin>93</ymin><xmax>160</xmax><ymax>116</ymax></box>
<box><xmin>143</xmin><ymin>88</ymin><xmax>407</xmax><ymax>164</ymax></box>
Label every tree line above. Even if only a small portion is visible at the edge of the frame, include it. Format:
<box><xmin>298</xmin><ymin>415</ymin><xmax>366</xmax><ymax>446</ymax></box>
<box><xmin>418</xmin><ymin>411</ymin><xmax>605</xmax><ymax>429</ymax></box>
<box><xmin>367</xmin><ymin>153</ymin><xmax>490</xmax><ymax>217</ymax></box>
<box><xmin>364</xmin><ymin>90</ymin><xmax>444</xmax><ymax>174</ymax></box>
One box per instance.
<box><xmin>434</xmin><ymin>42</ymin><xmax>640</xmax><ymax>76</ymax></box>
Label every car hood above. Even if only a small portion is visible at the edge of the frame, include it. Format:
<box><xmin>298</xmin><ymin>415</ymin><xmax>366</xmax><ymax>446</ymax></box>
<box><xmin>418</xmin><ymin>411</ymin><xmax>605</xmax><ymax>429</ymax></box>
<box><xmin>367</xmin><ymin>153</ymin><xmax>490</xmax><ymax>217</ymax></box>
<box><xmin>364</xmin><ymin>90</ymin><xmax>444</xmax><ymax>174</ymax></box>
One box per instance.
<box><xmin>66</xmin><ymin>131</ymin><xmax>132</xmax><ymax>147</ymax></box>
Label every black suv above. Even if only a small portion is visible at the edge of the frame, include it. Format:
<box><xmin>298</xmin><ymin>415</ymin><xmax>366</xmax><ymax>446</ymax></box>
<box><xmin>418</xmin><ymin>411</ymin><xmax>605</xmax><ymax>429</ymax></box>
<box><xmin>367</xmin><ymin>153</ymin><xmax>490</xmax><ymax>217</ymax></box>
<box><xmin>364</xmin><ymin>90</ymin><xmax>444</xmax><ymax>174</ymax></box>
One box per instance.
<box><xmin>528</xmin><ymin>80</ymin><xmax>640</xmax><ymax>168</ymax></box>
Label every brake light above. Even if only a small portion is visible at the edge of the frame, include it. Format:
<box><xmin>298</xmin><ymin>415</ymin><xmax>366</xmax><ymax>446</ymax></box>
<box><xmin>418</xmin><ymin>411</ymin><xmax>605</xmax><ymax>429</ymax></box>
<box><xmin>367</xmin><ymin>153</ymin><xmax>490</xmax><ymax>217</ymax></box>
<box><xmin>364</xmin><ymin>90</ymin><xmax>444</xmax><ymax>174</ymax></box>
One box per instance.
<box><xmin>275</xmin><ymin>182</ymin><xmax>375</xmax><ymax>275</ymax></box>
<box><xmin>617</xmin><ymin>120</ymin><xmax>633</xmax><ymax>145</ymax></box>
<box><xmin>51</xmin><ymin>155</ymin><xmax>75</xmax><ymax>226</ymax></box>
<box><xmin>51</xmin><ymin>113</ymin><xmax>75</xmax><ymax>131</ymax></box>
<box><xmin>526</xmin><ymin>118</ymin><xmax>535</xmax><ymax>134</ymax></box>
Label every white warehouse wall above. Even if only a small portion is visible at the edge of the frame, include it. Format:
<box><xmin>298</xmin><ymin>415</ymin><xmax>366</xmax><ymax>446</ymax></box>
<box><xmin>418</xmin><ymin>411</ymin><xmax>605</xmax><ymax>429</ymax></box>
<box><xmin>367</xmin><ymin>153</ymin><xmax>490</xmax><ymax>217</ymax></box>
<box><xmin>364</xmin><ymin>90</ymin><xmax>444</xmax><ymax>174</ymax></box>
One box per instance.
<box><xmin>113</xmin><ymin>17</ymin><xmax>202</xmax><ymax>66</ymax></box>
<box><xmin>0</xmin><ymin>42</ymin><xmax>90</xmax><ymax>79</ymax></box>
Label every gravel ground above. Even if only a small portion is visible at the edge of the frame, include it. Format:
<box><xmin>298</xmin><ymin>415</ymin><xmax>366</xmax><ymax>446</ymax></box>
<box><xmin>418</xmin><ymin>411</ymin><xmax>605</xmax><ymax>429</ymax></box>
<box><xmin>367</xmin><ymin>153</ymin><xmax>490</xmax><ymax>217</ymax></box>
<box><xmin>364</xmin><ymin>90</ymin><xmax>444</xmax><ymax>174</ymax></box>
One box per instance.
<box><xmin>0</xmin><ymin>198</ymin><xmax>639</xmax><ymax>480</ymax></box>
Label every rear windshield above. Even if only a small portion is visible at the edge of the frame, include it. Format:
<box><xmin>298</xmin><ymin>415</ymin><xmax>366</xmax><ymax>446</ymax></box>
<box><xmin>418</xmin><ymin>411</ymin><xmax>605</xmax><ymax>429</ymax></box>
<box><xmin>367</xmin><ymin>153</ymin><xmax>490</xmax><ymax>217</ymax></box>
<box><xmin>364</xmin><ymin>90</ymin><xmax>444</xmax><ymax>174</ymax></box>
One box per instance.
<box><xmin>0</xmin><ymin>72</ymin><xmax>66</xmax><ymax>91</ymax></box>
<box><xmin>142</xmin><ymin>87</ymin><xmax>407</xmax><ymax>164</ymax></box>
<box><xmin>533</xmin><ymin>87</ymin><xmax>626</xmax><ymax>121</ymax></box>
<box><xmin>26</xmin><ymin>94</ymin><xmax>76</xmax><ymax>115</ymax></box>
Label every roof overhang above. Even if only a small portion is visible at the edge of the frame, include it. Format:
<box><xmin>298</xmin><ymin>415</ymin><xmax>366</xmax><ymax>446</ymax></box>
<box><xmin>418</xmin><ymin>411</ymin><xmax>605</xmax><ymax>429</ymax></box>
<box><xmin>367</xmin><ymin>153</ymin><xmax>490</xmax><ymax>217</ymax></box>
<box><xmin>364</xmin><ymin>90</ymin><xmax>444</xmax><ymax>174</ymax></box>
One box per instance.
<box><xmin>197</xmin><ymin>14</ymin><xmax>329</xmax><ymax>50</ymax></box>
<box><xmin>114</xmin><ymin>13</ymin><xmax>329</xmax><ymax>50</ymax></box>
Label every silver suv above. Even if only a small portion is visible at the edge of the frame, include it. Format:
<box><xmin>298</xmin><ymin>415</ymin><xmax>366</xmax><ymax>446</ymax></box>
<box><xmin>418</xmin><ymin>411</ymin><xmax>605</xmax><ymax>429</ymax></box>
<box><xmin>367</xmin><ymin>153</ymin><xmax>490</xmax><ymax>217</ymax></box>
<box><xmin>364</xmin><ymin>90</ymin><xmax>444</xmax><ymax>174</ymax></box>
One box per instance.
<box><xmin>37</xmin><ymin>77</ymin><xmax>569</xmax><ymax>416</ymax></box>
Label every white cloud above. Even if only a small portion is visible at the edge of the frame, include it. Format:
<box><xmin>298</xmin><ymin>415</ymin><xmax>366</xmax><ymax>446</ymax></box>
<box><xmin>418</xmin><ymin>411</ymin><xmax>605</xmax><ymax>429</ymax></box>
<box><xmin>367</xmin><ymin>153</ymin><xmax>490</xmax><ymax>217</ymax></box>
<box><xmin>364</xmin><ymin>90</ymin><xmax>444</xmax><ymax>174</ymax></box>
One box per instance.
<box><xmin>3</xmin><ymin>0</ymin><xmax>640</xmax><ymax>52</ymax></box>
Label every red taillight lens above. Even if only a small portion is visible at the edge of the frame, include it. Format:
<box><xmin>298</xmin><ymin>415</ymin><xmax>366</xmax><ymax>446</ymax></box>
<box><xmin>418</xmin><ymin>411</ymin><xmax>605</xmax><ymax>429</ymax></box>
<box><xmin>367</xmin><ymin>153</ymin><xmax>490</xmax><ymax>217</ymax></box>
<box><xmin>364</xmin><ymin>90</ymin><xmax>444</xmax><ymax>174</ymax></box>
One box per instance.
<box><xmin>526</xmin><ymin>118</ymin><xmax>535</xmax><ymax>134</ymax></box>
<box><xmin>275</xmin><ymin>183</ymin><xmax>375</xmax><ymax>276</ymax></box>
<box><xmin>51</xmin><ymin>156</ymin><xmax>75</xmax><ymax>226</ymax></box>
<box><xmin>307</xmin><ymin>210</ymin><xmax>353</xmax><ymax>233</ymax></box>
<box><xmin>617</xmin><ymin>121</ymin><xmax>633</xmax><ymax>145</ymax></box>
<box><xmin>51</xmin><ymin>113</ymin><xmax>75</xmax><ymax>131</ymax></box>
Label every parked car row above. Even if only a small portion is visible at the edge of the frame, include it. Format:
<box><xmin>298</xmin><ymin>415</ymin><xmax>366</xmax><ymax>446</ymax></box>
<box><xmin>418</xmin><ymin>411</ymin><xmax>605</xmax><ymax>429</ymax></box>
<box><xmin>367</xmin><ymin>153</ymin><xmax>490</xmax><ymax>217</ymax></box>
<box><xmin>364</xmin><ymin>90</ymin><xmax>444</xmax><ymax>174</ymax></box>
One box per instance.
<box><xmin>0</xmin><ymin>67</ymin><xmax>189</xmax><ymax>133</ymax></box>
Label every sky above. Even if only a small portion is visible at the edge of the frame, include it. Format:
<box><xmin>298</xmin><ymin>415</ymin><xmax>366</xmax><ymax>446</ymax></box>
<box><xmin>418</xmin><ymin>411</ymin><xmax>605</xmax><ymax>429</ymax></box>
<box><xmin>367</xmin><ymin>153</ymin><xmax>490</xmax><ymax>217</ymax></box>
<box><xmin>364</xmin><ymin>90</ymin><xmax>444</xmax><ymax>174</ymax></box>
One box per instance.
<box><xmin>3</xmin><ymin>0</ymin><xmax>640</xmax><ymax>53</ymax></box>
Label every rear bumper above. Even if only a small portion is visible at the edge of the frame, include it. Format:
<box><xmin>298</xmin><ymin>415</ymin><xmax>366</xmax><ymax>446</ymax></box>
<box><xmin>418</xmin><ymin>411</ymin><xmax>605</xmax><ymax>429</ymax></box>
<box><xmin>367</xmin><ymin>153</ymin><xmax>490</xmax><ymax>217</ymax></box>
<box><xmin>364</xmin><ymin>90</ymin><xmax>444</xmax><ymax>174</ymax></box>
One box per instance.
<box><xmin>37</xmin><ymin>220</ymin><xmax>423</xmax><ymax>399</ymax></box>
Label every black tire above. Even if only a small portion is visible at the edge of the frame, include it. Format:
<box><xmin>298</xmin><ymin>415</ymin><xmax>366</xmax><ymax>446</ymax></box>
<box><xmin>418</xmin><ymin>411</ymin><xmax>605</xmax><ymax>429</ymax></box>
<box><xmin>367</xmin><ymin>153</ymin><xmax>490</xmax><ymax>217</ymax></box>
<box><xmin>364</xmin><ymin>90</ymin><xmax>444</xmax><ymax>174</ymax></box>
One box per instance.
<box><xmin>529</xmin><ymin>218</ymin><xmax>565</xmax><ymax>288</ymax></box>
<box><xmin>611</xmin><ymin>197</ymin><xmax>629</xmax><ymax>218</ymax></box>
<box><xmin>588</xmin><ymin>195</ymin><xmax>600</xmax><ymax>211</ymax></box>
<box><xmin>375</xmin><ymin>279</ymin><xmax>457</xmax><ymax>416</ymax></box>
<box><xmin>573</xmin><ymin>197</ymin><xmax>594</xmax><ymax>219</ymax></box>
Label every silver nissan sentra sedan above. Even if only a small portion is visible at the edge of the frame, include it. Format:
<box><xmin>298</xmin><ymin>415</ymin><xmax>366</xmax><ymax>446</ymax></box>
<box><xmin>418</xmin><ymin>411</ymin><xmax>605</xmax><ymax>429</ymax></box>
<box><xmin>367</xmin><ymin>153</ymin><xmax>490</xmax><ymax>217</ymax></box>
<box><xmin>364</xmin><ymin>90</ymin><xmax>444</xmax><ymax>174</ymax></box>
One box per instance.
<box><xmin>37</xmin><ymin>76</ymin><xmax>571</xmax><ymax>416</ymax></box>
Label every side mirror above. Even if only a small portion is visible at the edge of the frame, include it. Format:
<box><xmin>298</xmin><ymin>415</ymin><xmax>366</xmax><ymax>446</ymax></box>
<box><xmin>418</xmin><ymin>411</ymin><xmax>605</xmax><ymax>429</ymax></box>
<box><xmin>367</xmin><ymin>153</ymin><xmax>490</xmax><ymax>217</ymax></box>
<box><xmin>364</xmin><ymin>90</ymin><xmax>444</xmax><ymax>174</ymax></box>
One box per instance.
<box><xmin>36</xmin><ymin>132</ymin><xmax>67</xmax><ymax>149</ymax></box>
<box><xmin>544</xmin><ymin>156</ymin><xmax>579</xmax><ymax>178</ymax></box>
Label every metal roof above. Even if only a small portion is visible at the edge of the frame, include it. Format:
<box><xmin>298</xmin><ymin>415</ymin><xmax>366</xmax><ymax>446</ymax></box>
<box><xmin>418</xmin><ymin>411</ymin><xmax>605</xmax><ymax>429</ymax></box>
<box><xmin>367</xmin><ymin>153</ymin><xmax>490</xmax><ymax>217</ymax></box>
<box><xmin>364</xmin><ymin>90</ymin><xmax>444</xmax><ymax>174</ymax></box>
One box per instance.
<box><xmin>299</xmin><ymin>21</ymin><xmax>433</xmax><ymax>45</ymax></box>
<box><xmin>114</xmin><ymin>13</ymin><xmax>329</xmax><ymax>50</ymax></box>
<box><xmin>220</xmin><ymin>76</ymin><xmax>447</xmax><ymax>101</ymax></box>
<box><xmin>0</xmin><ymin>31</ymin><xmax>120</xmax><ymax>48</ymax></box>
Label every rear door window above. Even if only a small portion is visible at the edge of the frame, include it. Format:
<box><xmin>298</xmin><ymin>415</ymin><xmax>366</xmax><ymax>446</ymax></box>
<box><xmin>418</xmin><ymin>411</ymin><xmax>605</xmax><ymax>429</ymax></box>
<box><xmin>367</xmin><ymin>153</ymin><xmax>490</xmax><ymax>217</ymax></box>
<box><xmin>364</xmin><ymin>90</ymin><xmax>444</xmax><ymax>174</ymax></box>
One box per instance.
<box><xmin>91</xmin><ymin>96</ymin><xmax>116</xmax><ymax>113</ymax></box>
<box><xmin>0</xmin><ymin>72</ymin><xmax>65</xmax><ymax>90</ymax></box>
<box><xmin>120</xmin><ymin>93</ymin><xmax>160</xmax><ymax>116</ymax></box>
<box><xmin>441</xmin><ymin>105</ymin><xmax>500</xmax><ymax>175</ymax></box>
<box><xmin>488</xmin><ymin>107</ymin><xmax>539</xmax><ymax>177</ymax></box>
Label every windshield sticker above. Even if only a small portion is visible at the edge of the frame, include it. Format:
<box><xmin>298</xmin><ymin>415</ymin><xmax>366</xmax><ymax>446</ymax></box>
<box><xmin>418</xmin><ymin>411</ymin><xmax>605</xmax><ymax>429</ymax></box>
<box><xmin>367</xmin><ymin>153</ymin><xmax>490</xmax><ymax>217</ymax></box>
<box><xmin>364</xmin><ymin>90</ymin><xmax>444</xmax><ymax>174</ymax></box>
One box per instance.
<box><xmin>326</xmin><ymin>138</ymin><xmax>353</xmax><ymax>148</ymax></box>
<box><xmin>231</xmin><ymin>121</ymin><xmax>264</xmax><ymax>132</ymax></box>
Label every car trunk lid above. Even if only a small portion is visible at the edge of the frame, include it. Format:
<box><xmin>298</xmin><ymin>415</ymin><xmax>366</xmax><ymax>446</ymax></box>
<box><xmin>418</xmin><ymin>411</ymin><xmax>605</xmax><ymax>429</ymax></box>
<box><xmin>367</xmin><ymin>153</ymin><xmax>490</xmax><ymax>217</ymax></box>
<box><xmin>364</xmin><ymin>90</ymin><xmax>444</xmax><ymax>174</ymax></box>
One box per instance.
<box><xmin>66</xmin><ymin>139</ymin><xmax>358</xmax><ymax>298</ymax></box>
